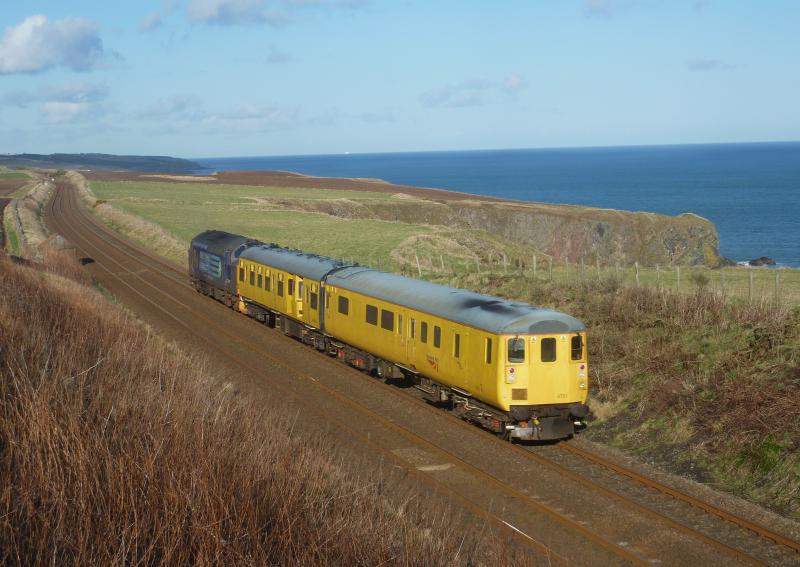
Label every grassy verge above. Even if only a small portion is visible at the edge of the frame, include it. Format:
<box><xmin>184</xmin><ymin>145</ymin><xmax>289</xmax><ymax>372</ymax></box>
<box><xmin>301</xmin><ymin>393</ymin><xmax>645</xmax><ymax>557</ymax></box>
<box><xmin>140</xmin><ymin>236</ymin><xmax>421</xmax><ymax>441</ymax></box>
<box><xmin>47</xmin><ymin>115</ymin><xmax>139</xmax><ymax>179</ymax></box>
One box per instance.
<box><xmin>0</xmin><ymin>252</ymin><xmax>536</xmax><ymax>565</ymax></box>
<box><xmin>2</xmin><ymin>207</ymin><xmax>19</xmax><ymax>255</ymax></box>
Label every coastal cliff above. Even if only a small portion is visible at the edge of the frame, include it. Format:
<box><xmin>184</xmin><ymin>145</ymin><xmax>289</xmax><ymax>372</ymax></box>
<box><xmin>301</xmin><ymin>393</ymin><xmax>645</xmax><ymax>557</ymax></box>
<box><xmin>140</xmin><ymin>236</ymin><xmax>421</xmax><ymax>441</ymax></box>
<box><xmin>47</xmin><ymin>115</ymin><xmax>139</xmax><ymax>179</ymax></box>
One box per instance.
<box><xmin>359</xmin><ymin>200</ymin><xmax>723</xmax><ymax>267</ymax></box>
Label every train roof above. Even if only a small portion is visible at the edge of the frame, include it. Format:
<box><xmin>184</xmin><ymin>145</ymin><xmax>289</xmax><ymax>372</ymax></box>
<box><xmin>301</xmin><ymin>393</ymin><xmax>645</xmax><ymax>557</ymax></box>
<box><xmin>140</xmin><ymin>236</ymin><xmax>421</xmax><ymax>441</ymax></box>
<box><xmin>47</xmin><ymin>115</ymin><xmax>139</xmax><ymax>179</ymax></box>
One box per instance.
<box><xmin>240</xmin><ymin>244</ymin><xmax>347</xmax><ymax>282</ymax></box>
<box><xmin>326</xmin><ymin>267</ymin><xmax>585</xmax><ymax>335</ymax></box>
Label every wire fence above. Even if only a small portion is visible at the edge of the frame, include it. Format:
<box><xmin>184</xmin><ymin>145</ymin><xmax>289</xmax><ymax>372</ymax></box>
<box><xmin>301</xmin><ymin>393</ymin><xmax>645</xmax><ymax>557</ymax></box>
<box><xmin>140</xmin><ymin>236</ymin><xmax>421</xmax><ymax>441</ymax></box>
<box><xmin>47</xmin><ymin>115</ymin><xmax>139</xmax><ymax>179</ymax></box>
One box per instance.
<box><xmin>350</xmin><ymin>251</ymin><xmax>800</xmax><ymax>307</ymax></box>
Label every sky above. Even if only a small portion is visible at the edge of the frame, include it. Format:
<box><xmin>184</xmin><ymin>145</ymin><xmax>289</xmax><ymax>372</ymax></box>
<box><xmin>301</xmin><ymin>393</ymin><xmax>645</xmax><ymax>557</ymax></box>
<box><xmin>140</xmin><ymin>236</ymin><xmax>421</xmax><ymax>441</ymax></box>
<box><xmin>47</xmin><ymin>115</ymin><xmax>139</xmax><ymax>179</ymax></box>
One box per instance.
<box><xmin>0</xmin><ymin>1</ymin><xmax>798</xmax><ymax>158</ymax></box>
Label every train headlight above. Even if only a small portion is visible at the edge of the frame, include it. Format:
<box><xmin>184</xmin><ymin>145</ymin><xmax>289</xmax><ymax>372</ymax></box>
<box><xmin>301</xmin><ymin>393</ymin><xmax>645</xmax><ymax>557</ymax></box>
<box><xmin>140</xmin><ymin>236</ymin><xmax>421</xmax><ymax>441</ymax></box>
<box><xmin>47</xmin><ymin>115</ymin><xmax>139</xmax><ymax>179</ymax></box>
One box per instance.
<box><xmin>506</xmin><ymin>367</ymin><xmax>516</xmax><ymax>384</ymax></box>
<box><xmin>579</xmin><ymin>381</ymin><xmax>587</xmax><ymax>390</ymax></box>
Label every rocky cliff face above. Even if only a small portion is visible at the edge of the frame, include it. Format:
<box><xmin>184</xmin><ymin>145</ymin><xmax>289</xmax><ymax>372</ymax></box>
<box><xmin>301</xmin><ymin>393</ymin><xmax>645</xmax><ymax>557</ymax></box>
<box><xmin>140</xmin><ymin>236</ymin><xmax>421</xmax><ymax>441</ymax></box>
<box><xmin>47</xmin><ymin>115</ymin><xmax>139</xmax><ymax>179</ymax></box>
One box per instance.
<box><xmin>304</xmin><ymin>197</ymin><xmax>723</xmax><ymax>267</ymax></box>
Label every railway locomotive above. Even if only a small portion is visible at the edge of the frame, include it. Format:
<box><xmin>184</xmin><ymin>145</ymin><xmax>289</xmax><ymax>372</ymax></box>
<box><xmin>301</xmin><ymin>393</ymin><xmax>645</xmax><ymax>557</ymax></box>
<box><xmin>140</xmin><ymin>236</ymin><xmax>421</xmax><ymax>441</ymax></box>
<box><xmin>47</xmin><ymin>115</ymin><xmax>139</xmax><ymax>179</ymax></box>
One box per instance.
<box><xmin>189</xmin><ymin>229</ymin><xmax>590</xmax><ymax>441</ymax></box>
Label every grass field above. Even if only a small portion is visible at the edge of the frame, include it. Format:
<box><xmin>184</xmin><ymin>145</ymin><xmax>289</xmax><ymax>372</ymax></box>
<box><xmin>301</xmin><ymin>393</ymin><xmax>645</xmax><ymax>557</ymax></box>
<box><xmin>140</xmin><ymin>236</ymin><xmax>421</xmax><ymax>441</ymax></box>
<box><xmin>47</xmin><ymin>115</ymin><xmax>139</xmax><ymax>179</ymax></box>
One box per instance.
<box><xmin>91</xmin><ymin>180</ymin><xmax>431</xmax><ymax>265</ymax></box>
<box><xmin>0</xmin><ymin>171</ymin><xmax>30</xmax><ymax>180</ymax></box>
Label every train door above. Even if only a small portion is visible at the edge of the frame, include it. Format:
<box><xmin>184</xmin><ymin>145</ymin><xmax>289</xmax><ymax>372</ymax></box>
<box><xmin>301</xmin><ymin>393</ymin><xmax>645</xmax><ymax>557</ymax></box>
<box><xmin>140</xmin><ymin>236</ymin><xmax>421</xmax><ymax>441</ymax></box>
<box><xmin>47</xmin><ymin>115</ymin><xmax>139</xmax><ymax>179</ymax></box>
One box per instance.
<box><xmin>407</xmin><ymin>317</ymin><xmax>418</xmax><ymax>368</ymax></box>
<box><xmin>296</xmin><ymin>278</ymin><xmax>305</xmax><ymax>321</ymax></box>
<box><xmin>286</xmin><ymin>277</ymin><xmax>295</xmax><ymax>317</ymax></box>
<box><xmin>529</xmin><ymin>334</ymin><xmax>570</xmax><ymax>404</ymax></box>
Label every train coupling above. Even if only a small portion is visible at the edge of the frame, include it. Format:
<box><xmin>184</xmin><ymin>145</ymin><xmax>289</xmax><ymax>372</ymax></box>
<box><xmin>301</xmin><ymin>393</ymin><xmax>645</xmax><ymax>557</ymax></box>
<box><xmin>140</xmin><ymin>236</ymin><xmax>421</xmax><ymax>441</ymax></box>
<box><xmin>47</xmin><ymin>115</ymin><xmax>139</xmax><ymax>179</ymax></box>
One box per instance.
<box><xmin>509</xmin><ymin>415</ymin><xmax>575</xmax><ymax>441</ymax></box>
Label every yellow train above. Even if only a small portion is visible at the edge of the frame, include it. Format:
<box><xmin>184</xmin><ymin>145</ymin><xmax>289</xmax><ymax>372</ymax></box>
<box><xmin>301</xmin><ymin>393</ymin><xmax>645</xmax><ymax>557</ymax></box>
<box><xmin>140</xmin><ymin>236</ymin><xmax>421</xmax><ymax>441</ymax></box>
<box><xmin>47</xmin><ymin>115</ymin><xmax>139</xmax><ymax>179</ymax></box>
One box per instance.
<box><xmin>190</xmin><ymin>230</ymin><xmax>589</xmax><ymax>441</ymax></box>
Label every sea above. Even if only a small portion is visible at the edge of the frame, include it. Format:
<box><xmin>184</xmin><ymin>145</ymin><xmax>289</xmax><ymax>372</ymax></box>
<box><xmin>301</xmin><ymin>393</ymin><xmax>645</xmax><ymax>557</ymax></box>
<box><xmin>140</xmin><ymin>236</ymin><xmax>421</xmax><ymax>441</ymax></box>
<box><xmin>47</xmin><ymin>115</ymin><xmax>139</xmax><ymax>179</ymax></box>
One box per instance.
<box><xmin>194</xmin><ymin>142</ymin><xmax>800</xmax><ymax>267</ymax></box>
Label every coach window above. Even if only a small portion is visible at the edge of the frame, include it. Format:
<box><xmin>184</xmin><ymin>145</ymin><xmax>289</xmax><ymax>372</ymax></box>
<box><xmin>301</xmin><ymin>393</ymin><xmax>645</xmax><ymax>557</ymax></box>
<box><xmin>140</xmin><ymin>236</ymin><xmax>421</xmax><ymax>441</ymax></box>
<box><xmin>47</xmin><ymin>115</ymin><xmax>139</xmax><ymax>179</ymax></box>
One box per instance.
<box><xmin>433</xmin><ymin>325</ymin><xmax>441</xmax><ymax>348</ymax></box>
<box><xmin>277</xmin><ymin>280</ymin><xmax>284</xmax><ymax>297</ymax></box>
<box><xmin>249</xmin><ymin>270</ymin><xmax>255</xmax><ymax>286</ymax></box>
<box><xmin>288</xmin><ymin>279</ymin><xmax>295</xmax><ymax>297</ymax></box>
<box><xmin>571</xmin><ymin>335</ymin><xmax>584</xmax><ymax>361</ymax></box>
<box><xmin>265</xmin><ymin>275</ymin><xmax>271</xmax><ymax>291</ymax></box>
<box><xmin>366</xmin><ymin>304</ymin><xmax>378</xmax><ymax>326</ymax></box>
<box><xmin>298</xmin><ymin>282</ymin><xmax>304</xmax><ymax>298</ymax></box>
<box><xmin>541</xmin><ymin>338</ymin><xmax>557</xmax><ymax>363</ymax></box>
<box><xmin>508</xmin><ymin>338</ymin><xmax>525</xmax><ymax>363</ymax></box>
<box><xmin>453</xmin><ymin>333</ymin><xmax>461</xmax><ymax>358</ymax></box>
<box><xmin>410</xmin><ymin>318</ymin><xmax>416</xmax><ymax>339</ymax></box>
<box><xmin>397</xmin><ymin>314</ymin><xmax>403</xmax><ymax>336</ymax></box>
<box><xmin>310</xmin><ymin>292</ymin><xmax>318</xmax><ymax>310</ymax></box>
<box><xmin>420</xmin><ymin>322</ymin><xmax>428</xmax><ymax>343</ymax></box>
<box><xmin>239</xmin><ymin>266</ymin><xmax>245</xmax><ymax>281</ymax></box>
<box><xmin>381</xmin><ymin>309</ymin><xmax>394</xmax><ymax>331</ymax></box>
<box><xmin>338</xmin><ymin>295</ymin><xmax>349</xmax><ymax>315</ymax></box>
<box><xmin>257</xmin><ymin>274</ymin><xmax>262</xmax><ymax>288</ymax></box>
<box><xmin>485</xmin><ymin>338</ymin><xmax>492</xmax><ymax>364</ymax></box>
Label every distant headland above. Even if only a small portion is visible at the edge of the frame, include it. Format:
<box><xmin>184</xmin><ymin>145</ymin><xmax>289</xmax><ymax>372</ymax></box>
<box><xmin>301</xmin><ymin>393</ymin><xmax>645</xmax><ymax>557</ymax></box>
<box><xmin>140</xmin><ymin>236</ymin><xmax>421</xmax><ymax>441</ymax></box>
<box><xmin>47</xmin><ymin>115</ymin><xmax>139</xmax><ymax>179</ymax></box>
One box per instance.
<box><xmin>0</xmin><ymin>153</ymin><xmax>202</xmax><ymax>173</ymax></box>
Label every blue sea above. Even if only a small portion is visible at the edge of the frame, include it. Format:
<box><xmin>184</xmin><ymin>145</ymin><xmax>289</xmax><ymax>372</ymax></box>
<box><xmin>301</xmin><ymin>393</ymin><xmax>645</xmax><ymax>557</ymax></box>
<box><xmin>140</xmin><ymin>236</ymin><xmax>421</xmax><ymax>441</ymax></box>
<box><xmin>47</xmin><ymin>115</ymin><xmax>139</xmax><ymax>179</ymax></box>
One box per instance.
<box><xmin>194</xmin><ymin>142</ymin><xmax>800</xmax><ymax>267</ymax></box>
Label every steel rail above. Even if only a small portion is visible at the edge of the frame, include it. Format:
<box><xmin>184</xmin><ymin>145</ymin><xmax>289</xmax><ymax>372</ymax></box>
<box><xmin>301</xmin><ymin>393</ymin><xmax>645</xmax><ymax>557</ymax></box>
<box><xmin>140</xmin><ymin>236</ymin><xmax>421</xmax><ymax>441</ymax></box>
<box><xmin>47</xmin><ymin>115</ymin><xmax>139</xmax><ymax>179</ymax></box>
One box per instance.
<box><xmin>559</xmin><ymin>442</ymin><xmax>800</xmax><ymax>554</ymax></box>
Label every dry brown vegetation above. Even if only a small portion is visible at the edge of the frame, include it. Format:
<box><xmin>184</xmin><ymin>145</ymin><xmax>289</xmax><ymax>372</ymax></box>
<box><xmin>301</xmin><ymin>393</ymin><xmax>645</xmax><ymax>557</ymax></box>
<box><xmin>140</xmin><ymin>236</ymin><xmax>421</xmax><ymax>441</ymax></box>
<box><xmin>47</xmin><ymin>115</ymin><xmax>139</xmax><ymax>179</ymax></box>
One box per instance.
<box><xmin>445</xmin><ymin>271</ymin><xmax>800</xmax><ymax>517</ymax></box>
<box><xmin>0</xmin><ymin>253</ymin><xmax>536</xmax><ymax>566</ymax></box>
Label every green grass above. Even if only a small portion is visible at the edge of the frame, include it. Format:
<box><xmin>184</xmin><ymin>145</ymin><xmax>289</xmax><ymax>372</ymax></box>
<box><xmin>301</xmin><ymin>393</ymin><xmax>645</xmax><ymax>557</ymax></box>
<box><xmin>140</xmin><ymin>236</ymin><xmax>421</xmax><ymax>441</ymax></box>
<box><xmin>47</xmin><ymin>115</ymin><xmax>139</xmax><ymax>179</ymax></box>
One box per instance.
<box><xmin>3</xmin><ymin>212</ymin><xmax>20</xmax><ymax>255</ymax></box>
<box><xmin>91</xmin><ymin>180</ymin><xmax>400</xmax><ymax>204</ymax></box>
<box><xmin>0</xmin><ymin>171</ymin><xmax>30</xmax><ymax>180</ymax></box>
<box><xmin>91</xmin><ymin>181</ymin><xmax>430</xmax><ymax>264</ymax></box>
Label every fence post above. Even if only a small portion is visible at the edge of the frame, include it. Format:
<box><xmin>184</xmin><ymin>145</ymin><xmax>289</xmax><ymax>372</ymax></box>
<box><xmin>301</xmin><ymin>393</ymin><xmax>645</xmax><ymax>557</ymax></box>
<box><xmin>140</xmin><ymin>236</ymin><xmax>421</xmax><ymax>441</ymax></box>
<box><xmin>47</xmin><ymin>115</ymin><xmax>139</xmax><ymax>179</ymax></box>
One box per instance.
<box><xmin>596</xmin><ymin>255</ymin><xmax>601</xmax><ymax>280</ymax></box>
<box><xmin>475</xmin><ymin>257</ymin><xmax>481</xmax><ymax>273</ymax></box>
<box><xmin>721</xmin><ymin>270</ymin><xmax>726</xmax><ymax>296</ymax></box>
<box><xmin>775</xmin><ymin>270</ymin><xmax>781</xmax><ymax>305</ymax></box>
<box><xmin>502</xmin><ymin>253</ymin><xmax>508</xmax><ymax>274</ymax></box>
<box><xmin>749</xmin><ymin>269</ymin><xmax>754</xmax><ymax>302</ymax></box>
<box><xmin>533</xmin><ymin>255</ymin><xmax>537</xmax><ymax>279</ymax></box>
<box><xmin>549</xmin><ymin>258</ymin><xmax>553</xmax><ymax>282</ymax></box>
<box><xmin>414</xmin><ymin>253</ymin><xmax>422</xmax><ymax>277</ymax></box>
<box><xmin>635</xmin><ymin>261</ymin><xmax>640</xmax><ymax>286</ymax></box>
<box><xmin>440</xmin><ymin>254</ymin><xmax>445</xmax><ymax>272</ymax></box>
<box><xmin>676</xmin><ymin>265</ymin><xmax>681</xmax><ymax>290</ymax></box>
<box><xmin>656</xmin><ymin>264</ymin><xmax>661</xmax><ymax>289</ymax></box>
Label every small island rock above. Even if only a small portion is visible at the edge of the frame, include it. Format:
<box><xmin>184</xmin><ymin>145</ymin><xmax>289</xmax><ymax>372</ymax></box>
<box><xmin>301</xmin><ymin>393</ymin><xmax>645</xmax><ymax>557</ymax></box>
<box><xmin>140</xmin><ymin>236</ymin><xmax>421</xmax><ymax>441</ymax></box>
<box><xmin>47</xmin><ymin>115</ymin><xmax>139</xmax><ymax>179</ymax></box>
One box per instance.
<box><xmin>748</xmin><ymin>256</ymin><xmax>776</xmax><ymax>266</ymax></box>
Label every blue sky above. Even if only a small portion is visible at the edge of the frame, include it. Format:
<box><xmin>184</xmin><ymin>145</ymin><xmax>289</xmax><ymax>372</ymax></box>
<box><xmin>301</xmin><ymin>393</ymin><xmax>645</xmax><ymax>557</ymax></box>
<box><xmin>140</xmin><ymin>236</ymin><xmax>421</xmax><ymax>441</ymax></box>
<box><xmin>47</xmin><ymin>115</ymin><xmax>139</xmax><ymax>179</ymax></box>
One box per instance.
<box><xmin>1</xmin><ymin>1</ymin><xmax>798</xmax><ymax>158</ymax></box>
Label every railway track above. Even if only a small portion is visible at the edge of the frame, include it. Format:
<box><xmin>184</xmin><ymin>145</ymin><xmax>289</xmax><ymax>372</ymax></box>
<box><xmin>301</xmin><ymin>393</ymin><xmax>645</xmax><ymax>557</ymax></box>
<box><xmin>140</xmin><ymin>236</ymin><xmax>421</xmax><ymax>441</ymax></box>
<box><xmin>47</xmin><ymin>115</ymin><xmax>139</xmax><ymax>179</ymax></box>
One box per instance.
<box><xmin>45</xmin><ymin>179</ymin><xmax>800</xmax><ymax>566</ymax></box>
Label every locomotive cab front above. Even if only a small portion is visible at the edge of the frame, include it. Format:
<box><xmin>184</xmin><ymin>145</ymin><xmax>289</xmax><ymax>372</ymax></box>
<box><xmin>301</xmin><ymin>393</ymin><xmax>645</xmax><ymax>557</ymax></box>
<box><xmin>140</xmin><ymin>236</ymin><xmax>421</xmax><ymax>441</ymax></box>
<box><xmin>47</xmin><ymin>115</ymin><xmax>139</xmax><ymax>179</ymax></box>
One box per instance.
<box><xmin>503</xmin><ymin>331</ymin><xmax>590</xmax><ymax>441</ymax></box>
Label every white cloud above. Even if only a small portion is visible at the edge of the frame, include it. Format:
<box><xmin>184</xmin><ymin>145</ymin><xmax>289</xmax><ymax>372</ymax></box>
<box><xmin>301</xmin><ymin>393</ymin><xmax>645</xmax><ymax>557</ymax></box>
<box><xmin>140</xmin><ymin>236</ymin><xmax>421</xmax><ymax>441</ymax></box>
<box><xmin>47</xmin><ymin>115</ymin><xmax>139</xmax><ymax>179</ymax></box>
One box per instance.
<box><xmin>0</xmin><ymin>15</ymin><xmax>105</xmax><ymax>74</ymax></box>
<box><xmin>186</xmin><ymin>0</ymin><xmax>367</xmax><ymax>26</ymax></box>
<box><xmin>2</xmin><ymin>82</ymin><xmax>108</xmax><ymax>125</ymax></box>
<box><xmin>42</xmin><ymin>102</ymin><xmax>93</xmax><ymax>124</ymax></box>
<box><xmin>187</xmin><ymin>0</ymin><xmax>280</xmax><ymax>25</ymax></box>
<box><xmin>141</xmin><ymin>12</ymin><xmax>163</xmax><ymax>32</ymax></box>
<box><xmin>47</xmin><ymin>82</ymin><xmax>109</xmax><ymax>104</ymax></box>
<box><xmin>420</xmin><ymin>75</ymin><xmax>528</xmax><ymax>109</ymax></box>
<box><xmin>139</xmin><ymin>95</ymin><xmax>205</xmax><ymax>119</ymax></box>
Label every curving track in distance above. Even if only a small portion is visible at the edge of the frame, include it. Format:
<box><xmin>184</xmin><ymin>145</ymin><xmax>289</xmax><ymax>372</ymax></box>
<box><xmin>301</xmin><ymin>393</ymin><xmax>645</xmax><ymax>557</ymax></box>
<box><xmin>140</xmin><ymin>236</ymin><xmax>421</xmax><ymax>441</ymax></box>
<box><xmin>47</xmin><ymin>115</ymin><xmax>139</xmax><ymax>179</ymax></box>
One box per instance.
<box><xmin>44</xmin><ymin>179</ymin><xmax>800</xmax><ymax>567</ymax></box>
